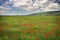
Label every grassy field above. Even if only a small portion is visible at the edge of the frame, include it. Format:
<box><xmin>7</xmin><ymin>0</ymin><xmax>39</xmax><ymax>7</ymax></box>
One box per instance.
<box><xmin>0</xmin><ymin>13</ymin><xmax>60</xmax><ymax>40</ymax></box>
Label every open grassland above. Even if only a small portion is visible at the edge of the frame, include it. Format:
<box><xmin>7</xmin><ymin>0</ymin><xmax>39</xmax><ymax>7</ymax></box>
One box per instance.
<box><xmin>0</xmin><ymin>15</ymin><xmax>60</xmax><ymax>40</ymax></box>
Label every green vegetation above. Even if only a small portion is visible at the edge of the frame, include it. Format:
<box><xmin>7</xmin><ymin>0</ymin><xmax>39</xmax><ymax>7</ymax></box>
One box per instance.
<box><xmin>0</xmin><ymin>11</ymin><xmax>60</xmax><ymax>40</ymax></box>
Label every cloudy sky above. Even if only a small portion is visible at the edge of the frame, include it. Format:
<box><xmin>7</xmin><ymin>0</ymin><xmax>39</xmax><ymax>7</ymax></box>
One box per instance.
<box><xmin>0</xmin><ymin>0</ymin><xmax>60</xmax><ymax>15</ymax></box>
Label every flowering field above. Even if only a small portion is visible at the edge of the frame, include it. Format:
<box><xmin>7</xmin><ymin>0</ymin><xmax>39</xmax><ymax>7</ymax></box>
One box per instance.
<box><xmin>0</xmin><ymin>15</ymin><xmax>60</xmax><ymax>40</ymax></box>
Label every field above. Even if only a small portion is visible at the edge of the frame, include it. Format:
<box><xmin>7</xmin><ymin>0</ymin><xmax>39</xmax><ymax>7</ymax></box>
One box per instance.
<box><xmin>0</xmin><ymin>13</ymin><xmax>60</xmax><ymax>40</ymax></box>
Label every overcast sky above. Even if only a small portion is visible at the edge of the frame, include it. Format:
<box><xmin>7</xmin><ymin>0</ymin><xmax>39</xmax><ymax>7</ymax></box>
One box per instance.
<box><xmin>0</xmin><ymin>0</ymin><xmax>60</xmax><ymax>15</ymax></box>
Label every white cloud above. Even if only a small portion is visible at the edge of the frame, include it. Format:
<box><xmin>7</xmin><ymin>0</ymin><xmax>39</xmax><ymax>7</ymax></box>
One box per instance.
<box><xmin>43</xmin><ymin>3</ymin><xmax>60</xmax><ymax>11</ymax></box>
<box><xmin>0</xmin><ymin>0</ymin><xmax>60</xmax><ymax>14</ymax></box>
<box><xmin>0</xmin><ymin>0</ymin><xmax>12</xmax><ymax>11</ymax></box>
<box><xmin>9</xmin><ymin>0</ymin><xmax>60</xmax><ymax>11</ymax></box>
<box><xmin>0</xmin><ymin>6</ymin><xmax>11</xmax><ymax>10</ymax></box>
<box><xmin>48</xmin><ymin>3</ymin><xmax>59</xmax><ymax>9</ymax></box>
<box><xmin>0</xmin><ymin>6</ymin><xmax>11</xmax><ymax>14</ymax></box>
<box><xmin>0</xmin><ymin>0</ymin><xmax>12</xmax><ymax>14</ymax></box>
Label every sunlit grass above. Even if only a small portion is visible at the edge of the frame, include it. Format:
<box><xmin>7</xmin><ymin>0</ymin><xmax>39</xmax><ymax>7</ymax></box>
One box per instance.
<box><xmin>0</xmin><ymin>15</ymin><xmax>60</xmax><ymax>40</ymax></box>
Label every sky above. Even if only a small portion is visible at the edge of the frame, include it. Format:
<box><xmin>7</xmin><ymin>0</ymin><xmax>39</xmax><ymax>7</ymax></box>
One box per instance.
<box><xmin>0</xmin><ymin>0</ymin><xmax>60</xmax><ymax>15</ymax></box>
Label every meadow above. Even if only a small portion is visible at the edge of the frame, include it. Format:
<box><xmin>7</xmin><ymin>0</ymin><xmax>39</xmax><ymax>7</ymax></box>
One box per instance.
<box><xmin>0</xmin><ymin>12</ymin><xmax>60</xmax><ymax>40</ymax></box>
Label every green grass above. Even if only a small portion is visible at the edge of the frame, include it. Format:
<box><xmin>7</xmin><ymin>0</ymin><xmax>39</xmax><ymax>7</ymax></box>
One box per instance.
<box><xmin>0</xmin><ymin>13</ymin><xmax>60</xmax><ymax>40</ymax></box>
